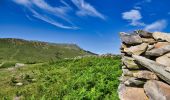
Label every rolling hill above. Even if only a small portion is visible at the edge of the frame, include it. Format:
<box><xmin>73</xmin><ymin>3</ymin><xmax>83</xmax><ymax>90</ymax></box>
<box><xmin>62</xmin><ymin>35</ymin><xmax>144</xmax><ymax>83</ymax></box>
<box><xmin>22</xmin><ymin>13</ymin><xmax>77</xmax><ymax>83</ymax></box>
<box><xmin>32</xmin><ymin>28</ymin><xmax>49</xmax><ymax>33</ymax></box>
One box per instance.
<box><xmin>0</xmin><ymin>38</ymin><xmax>96</xmax><ymax>63</ymax></box>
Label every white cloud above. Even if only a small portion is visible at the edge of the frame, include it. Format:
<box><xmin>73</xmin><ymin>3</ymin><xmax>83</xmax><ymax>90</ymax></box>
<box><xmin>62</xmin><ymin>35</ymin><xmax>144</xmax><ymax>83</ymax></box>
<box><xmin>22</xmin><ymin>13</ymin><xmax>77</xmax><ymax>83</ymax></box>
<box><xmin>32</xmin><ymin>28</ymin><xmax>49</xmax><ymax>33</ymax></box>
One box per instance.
<box><xmin>144</xmin><ymin>20</ymin><xmax>167</xmax><ymax>32</ymax></box>
<box><xmin>13</xmin><ymin>0</ymin><xmax>77</xmax><ymax>29</ymax></box>
<box><xmin>71</xmin><ymin>0</ymin><xmax>105</xmax><ymax>20</ymax></box>
<box><xmin>122</xmin><ymin>9</ymin><xmax>145</xmax><ymax>26</ymax></box>
<box><xmin>32</xmin><ymin>10</ymin><xmax>78</xmax><ymax>29</ymax></box>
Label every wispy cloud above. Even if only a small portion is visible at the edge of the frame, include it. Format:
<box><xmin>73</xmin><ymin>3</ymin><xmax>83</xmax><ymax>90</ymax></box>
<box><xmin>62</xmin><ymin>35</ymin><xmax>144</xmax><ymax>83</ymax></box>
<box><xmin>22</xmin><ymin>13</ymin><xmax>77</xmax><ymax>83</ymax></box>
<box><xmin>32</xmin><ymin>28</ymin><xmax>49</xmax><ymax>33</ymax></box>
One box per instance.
<box><xmin>71</xmin><ymin>0</ymin><xmax>106</xmax><ymax>20</ymax></box>
<box><xmin>122</xmin><ymin>9</ymin><xmax>145</xmax><ymax>26</ymax></box>
<box><xmin>13</xmin><ymin>0</ymin><xmax>77</xmax><ymax>29</ymax></box>
<box><xmin>31</xmin><ymin>9</ymin><xmax>78</xmax><ymax>29</ymax></box>
<box><xmin>144</xmin><ymin>20</ymin><xmax>167</xmax><ymax>32</ymax></box>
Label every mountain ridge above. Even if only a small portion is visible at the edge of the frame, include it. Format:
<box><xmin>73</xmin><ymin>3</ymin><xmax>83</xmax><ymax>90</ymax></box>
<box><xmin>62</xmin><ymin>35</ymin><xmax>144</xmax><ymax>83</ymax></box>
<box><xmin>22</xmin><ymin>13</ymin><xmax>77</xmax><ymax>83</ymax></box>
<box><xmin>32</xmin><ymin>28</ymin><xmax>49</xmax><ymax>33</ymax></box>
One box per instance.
<box><xmin>0</xmin><ymin>38</ymin><xmax>96</xmax><ymax>63</ymax></box>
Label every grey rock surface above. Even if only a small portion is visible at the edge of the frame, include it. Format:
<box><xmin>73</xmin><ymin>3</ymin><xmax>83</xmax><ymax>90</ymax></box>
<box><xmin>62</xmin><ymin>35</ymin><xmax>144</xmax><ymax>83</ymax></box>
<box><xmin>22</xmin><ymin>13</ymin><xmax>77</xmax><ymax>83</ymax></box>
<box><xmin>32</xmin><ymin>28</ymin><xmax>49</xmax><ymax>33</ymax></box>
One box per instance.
<box><xmin>135</xmin><ymin>30</ymin><xmax>153</xmax><ymax>38</ymax></box>
<box><xmin>153</xmin><ymin>32</ymin><xmax>170</xmax><ymax>42</ymax></box>
<box><xmin>124</xmin><ymin>77</ymin><xmax>145</xmax><ymax>87</ymax></box>
<box><xmin>133</xmin><ymin>70</ymin><xmax>158</xmax><ymax>80</ymax></box>
<box><xmin>124</xmin><ymin>43</ymin><xmax>148</xmax><ymax>55</ymax></box>
<box><xmin>156</xmin><ymin>53</ymin><xmax>170</xmax><ymax>67</ymax></box>
<box><xmin>145</xmin><ymin>45</ymin><xmax>170</xmax><ymax>56</ymax></box>
<box><xmin>144</xmin><ymin>80</ymin><xmax>170</xmax><ymax>100</ymax></box>
<box><xmin>120</xmin><ymin>32</ymin><xmax>142</xmax><ymax>45</ymax></box>
<box><xmin>118</xmin><ymin>84</ymin><xmax>148</xmax><ymax>100</ymax></box>
<box><xmin>133</xmin><ymin>55</ymin><xmax>170</xmax><ymax>84</ymax></box>
<box><xmin>122</xmin><ymin>56</ymin><xmax>142</xmax><ymax>69</ymax></box>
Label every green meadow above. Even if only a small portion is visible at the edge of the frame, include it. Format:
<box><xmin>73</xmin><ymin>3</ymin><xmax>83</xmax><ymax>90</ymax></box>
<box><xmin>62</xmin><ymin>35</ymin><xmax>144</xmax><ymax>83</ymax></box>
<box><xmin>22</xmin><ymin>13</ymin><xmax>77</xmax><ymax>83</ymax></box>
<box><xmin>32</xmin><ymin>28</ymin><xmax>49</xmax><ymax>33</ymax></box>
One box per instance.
<box><xmin>0</xmin><ymin>56</ymin><xmax>121</xmax><ymax>100</ymax></box>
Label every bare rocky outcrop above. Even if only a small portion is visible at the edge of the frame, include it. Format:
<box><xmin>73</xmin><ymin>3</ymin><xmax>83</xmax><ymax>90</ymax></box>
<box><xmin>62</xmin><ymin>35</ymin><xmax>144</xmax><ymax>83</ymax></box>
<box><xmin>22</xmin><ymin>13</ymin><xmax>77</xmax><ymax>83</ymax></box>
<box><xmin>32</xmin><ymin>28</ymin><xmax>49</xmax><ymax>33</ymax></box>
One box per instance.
<box><xmin>119</xmin><ymin>30</ymin><xmax>170</xmax><ymax>100</ymax></box>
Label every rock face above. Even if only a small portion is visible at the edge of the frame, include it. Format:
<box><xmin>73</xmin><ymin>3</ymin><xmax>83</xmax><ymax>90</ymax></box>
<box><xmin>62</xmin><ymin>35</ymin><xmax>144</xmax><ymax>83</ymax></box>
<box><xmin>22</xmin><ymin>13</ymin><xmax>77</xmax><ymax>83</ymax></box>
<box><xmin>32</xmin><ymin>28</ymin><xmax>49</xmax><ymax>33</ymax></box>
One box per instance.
<box><xmin>142</xmin><ymin>38</ymin><xmax>156</xmax><ymax>44</ymax></box>
<box><xmin>132</xmin><ymin>55</ymin><xmax>170</xmax><ymax>84</ymax></box>
<box><xmin>135</xmin><ymin>30</ymin><xmax>153</xmax><ymax>38</ymax></box>
<box><xmin>124</xmin><ymin>77</ymin><xmax>145</xmax><ymax>87</ymax></box>
<box><xmin>154</xmin><ymin>42</ymin><xmax>170</xmax><ymax>48</ymax></box>
<box><xmin>119</xmin><ymin>75</ymin><xmax>132</xmax><ymax>83</ymax></box>
<box><xmin>156</xmin><ymin>53</ymin><xmax>170</xmax><ymax>67</ymax></box>
<box><xmin>147</xmin><ymin>45</ymin><xmax>154</xmax><ymax>51</ymax></box>
<box><xmin>118</xmin><ymin>84</ymin><xmax>149</xmax><ymax>100</ymax></box>
<box><xmin>122</xmin><ymin>69</ymin><xmax>133</xmax><ymax>76</ymax></box>
<box><xmin>133</xmin><ymin>70</ymin><xmax>158</xmax><ymax>80</ymax></box>
<box><xmin>145</xmin><ymin>45</ymin><xmax>170</xmax><ymax>56</ymax></box>
<box><xmin>119</xmin><ymin>30</ymin><xmax>170</xmax><ymax>100</ymax></box>
<box><xmin>153</xmin><ymin>32</ymin><xmax>170</xmax><ymax>42</ymax></box>
<box><xmin>124</xmin><ymin>43</ymin><xmax>148</xmax><ymax>55</ymax></box>
<box><xmin>122</xmin><ymin>56</ymin><xmax>141</xmax><ymax>69</ymax></box>
<box><xmin>144</xmin><ymin>80</ymin><xmax>170</xmax><ymax>100</ymax></box>
<box><xmin>120</xmin><ymin>32</ymin><xmax>142</xmax><ymax>45</ymax></box>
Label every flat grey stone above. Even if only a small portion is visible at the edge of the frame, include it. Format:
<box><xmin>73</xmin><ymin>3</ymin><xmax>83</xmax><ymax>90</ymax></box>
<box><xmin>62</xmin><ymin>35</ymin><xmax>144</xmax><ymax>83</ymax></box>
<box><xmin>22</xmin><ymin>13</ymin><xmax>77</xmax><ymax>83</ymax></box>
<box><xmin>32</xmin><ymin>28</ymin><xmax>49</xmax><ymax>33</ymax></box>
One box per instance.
<box><xmin>120</xmin><ymin>32</ymin><xmax>142</xmax><ymax>45</ymax></box>
<box><xmin>133</xmin><ymin>55</ymin><xmax>170</xmax><ymax>84</ymax></box>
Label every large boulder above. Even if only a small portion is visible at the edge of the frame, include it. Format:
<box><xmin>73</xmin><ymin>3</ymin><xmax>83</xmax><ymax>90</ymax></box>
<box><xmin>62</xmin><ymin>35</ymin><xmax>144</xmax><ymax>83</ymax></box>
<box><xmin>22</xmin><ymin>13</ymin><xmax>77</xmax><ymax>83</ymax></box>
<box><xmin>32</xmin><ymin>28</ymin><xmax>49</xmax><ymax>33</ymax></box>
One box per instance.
<box><xmin>118</xmin><ymin>84</ymin><xmax>149</xmax><ymax>100</ymax></box>
<box><xmin>124</xmin><ymin>77</ymin><xmax>145</xmax><ymax>87</ymax></box>
<box><xmin>144</xmin><ymin>80</ymin><xmax>170</xmax><ymax>100</ymax></box>
<box><xmin>132</xmin><ymin>55</ymin><xmax>170</xmax><ymax>84</ymax></box>
<box><xmin>122</xmin><ymin>56</ymin><xmax>142</xmax><ymax>69</ymax></box>
<box><xmin>153</xmin><ymin>32</ymin><xmax>170</xmax><ymax>42</ymax></box>
<box><xmin>156</xmin><ymin>53</ymin><xmax>170</xmax><ymax>67</ymax></box>
<box><xmin>120</xmin><ymin>32</ymin><xmax>142</xmax><ymax>45</ymax></box>
<box><xmin>133</xmin><ymin>70</ymin><xmax>158</xmax><ymax>80</ymax></box>
<box><xmin>145</xmin><ymin>45</ymin><xmax>170</xmax><ymax>56</ymax></box>
<box><xmin>135</xmin><ymin>30</ymin><xmax>153</xmax><ymax>38</ymax></box>
<box><xmin>124</xmin><ymin>43</ymin><xmax>148</xmax><ymax>55</ymax></box>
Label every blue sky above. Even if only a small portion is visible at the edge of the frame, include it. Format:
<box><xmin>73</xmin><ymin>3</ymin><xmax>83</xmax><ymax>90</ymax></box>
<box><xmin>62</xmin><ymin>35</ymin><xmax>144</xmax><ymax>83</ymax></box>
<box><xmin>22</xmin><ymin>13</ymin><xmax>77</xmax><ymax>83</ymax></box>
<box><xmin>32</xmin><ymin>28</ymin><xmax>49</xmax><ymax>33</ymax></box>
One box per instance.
<box><xmin>0</xmin><ymin>0</ymin><xmax>170</xmax><ymax>54</ymax></box>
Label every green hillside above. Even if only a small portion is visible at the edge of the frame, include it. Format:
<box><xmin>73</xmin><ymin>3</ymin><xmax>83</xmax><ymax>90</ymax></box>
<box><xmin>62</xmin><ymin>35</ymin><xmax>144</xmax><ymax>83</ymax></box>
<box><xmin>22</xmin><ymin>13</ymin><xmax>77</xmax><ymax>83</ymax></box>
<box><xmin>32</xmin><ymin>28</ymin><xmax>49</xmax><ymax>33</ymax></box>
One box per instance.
<box><xmin>0</xmin><ymin>56</ymin><xmax>121</xmax><ymax>99</ymax></box>
<box><xmin>0</xmin><ymin>38</ymin><xmax>95</xmax><ymax>63</ymax></box>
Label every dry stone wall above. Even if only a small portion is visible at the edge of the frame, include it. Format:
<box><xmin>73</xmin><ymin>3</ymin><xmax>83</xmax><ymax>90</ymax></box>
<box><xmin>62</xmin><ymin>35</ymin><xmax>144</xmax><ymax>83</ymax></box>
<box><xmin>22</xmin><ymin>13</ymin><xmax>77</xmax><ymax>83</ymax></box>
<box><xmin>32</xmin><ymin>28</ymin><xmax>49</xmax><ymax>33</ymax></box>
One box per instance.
<box><xmin>119</xmin><ymin>30</ymin><xmax>170</xmax><ymax>100</ymax></box>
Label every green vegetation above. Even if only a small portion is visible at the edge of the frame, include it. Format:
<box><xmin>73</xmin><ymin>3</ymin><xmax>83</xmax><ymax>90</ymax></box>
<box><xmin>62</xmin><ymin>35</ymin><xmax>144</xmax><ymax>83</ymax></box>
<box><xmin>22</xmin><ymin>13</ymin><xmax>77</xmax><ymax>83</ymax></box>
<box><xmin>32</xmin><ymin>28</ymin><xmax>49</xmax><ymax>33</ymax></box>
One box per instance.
<box><xmin>0</xmin><ymin>61</ymin><xmax>17</xmax><ymax>68</ymax></box>
<box><xmin>0</xmin><ymin>38</ymin><xmax>95</xmax><ymax>63</ymax></box>
<box><xmin>0</xmin><ymin>56</ymin><xmax>121</xmax><ymax>100</ymax></box>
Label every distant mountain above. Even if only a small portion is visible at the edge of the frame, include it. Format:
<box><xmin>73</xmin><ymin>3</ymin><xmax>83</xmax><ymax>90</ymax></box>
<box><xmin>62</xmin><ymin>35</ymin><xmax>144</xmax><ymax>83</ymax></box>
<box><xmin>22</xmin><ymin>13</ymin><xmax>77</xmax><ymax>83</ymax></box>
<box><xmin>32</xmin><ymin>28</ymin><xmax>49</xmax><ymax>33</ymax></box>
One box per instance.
<box><xmin>0</xmin><ymin>38</ymin><xmax>96</xmax><ymax>63</ymax></box>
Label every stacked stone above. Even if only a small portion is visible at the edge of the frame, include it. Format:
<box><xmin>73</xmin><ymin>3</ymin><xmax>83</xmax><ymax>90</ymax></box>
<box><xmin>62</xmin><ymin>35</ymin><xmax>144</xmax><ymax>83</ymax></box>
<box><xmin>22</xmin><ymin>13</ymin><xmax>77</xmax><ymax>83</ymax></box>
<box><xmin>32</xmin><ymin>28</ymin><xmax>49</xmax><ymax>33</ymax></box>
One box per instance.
<box><xmin>119</xmin><ymin>30</ymin><xmax>170</xmax><ymax>100</ymax></box>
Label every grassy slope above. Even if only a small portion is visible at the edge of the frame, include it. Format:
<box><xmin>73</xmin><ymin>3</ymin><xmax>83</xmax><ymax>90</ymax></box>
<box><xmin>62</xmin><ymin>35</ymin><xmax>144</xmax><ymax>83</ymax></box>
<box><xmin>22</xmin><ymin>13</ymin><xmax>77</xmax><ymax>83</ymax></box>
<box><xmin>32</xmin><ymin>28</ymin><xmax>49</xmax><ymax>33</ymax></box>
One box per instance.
<box><xmin>0</xmin><ymin>56</ymin><xmax>121</xmax><ymax>100</ymax></box>
<box><xmin>0</xmin><ymin>38</ymin><xmax>95</xmax><ymax>63</ymax></box>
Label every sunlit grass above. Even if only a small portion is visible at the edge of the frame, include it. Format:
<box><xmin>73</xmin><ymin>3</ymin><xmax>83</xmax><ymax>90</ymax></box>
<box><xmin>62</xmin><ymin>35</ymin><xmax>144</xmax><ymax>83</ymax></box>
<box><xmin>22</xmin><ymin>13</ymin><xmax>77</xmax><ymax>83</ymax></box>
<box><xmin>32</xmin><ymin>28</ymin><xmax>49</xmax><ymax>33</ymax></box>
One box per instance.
<box><xmin>0</xmin><ymin>56</ymin><xmax>121</xmax><ymax>100</ymax></box>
